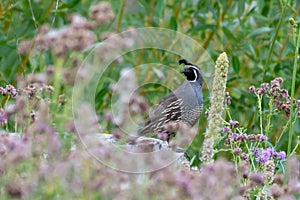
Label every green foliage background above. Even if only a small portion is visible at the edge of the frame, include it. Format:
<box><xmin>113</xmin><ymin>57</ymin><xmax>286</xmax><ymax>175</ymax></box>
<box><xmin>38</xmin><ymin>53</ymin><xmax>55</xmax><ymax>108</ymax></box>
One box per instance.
<box><xmin>0</xmin><ymin>0</ymin><xmax>300</xmax><ymax>199</ymax></box>
<box><xmin>0</xmin><ymin>0</ymin><xmax>299</xmax><ymax>157</ymax></box>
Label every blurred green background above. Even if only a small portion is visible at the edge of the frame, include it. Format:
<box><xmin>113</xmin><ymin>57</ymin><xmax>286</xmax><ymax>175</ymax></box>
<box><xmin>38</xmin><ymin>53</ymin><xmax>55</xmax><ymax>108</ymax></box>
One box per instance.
<box><xmin>0</xmin><ymin>0</ymin><xmax>299</xmax><ymax>156</ymax></box>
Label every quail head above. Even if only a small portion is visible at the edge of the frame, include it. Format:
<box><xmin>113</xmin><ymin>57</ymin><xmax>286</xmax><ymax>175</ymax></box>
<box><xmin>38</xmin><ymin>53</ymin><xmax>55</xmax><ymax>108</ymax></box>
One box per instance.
<box><xmin>136</xmin><ymin>59</ymin><xmax>203</xmax><ymax>142</ymax></box>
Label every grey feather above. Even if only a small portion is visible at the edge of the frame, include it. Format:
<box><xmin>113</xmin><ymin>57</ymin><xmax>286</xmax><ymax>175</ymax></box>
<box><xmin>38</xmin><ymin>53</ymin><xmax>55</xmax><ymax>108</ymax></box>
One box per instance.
<box><xmin>136</xmin><ymin>62</ymin><xmax>203</xmax><ymax>141</ymax></box>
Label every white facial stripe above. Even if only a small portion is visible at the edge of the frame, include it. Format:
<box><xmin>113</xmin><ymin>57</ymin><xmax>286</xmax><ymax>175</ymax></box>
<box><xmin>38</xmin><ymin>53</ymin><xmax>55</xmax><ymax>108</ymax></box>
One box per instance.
<box><xmin>193</xmin><ymin>68</ymin><xmax>198</xmax><ymax>80</ymax></box>
<box><xmin>186</xmin><ymin>65</ymin><xmax>199</xmax><ymax>82</ymax></box>
<box><xmin>189</xmin><ymin>66</ymin><xmax>199</xmax><ymax>71</ymax></box>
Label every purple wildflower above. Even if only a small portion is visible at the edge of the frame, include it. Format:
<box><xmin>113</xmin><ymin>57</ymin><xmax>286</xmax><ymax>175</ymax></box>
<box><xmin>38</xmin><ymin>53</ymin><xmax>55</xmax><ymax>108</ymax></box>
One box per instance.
<box><xmin>5</xmin><ymin>84</ymin><xmax>14</xmax><ymax>94</ymax></box>
<box><xmin>269</xmin><ymin>88</ymin><xmax>278</xmax><ymax>97</ymax></box>
<box><xmin>271</xmin><ymin>79</ymin><xmax>280</xmax><ymax>88</ymax></box>
<box><xmin>252</xmin><ymin>147</ymin><xmax>260</xmax><ymax>156</ymax></box>
<box><xmin>5</xmin><ymin>85</ymin><xmax>17</xmax><ymax>98</ymax></box>
<box><xmin>229</xmin><ymin>120</ymin><xmax>239</xmax><ymax>128</ymax></box>
<box><xmin>280</xmin><ymin>89</ymin><xmax>288</xmax><ymax>98</ymax></box>
<box><xmin>10</xmin><ymin>88</ymin><xmax>17</xmax><ymax>98</ymax></box>
<box><xmin>0</xmin><ymin>87</ymin><xmax>6</xmax><ymax>96</ymax></box>
<box><xmin>256</xmin><ymin>88</ymin><xmax>265</xmax><ymax>95</ymax></box>
<box><xmin>238</xmin><ymin>133</ymin><xmax>248</xmax><ymax>141</ymax></box>
<box><xmin>0</xmin><ymin>109</ymin><xmax>8</xmax><ymax>126</ymax></box>
<box><xmin>233</xmin><ymin>148</ymin><xmax>242</xmax><ymax>155</ymax></box>
<box><xmin>276</xmin><ymin>151</ymin><xmax>286</xmax><ymax>160</ymax></box>
<box><xmin>223</xmin><ymin>126</ymin><xmax>230</xmax><ymax>133</ymax></box>
<box><xmin>248</xmin><ymin>134</ymin><xmax>256</xmax><ymax>142</ymax></box>
<box><xmin>256</xmin><ymin>83</ymin><xmax>268</xmax><ymax>95</ymax></box>
<box><xmin>295</xmin><ymin>100</ymin><xmax>300</xmax><ymax>108</ymax></box>
<box><xmin>37</xmin><ymin>123</ymin><xmax>47</xmax><ymax>133</ymax></box>
<box><xmin>225</xmin><ymin>138</ymin><xmax>230</xmax><ymax>146</ymax></box>
<box><xmin>266</xmin><ymin>147</ymin><xmax>275</xmax><ymax>157</ymax></box>
<box><xmin>249</xmin><ymin>172</ymin><xmax>264</xmax><ymax>185</ymax></box>
<box><xmin>256</xmin><ymin>134</ymin><xmax>267</xmax><ymax>142</ymax></box>
<box><xmin>241</xmin><ymin>153</ymin><xmax>249</xmax><ymax>160</ymax></box>
<box><xmin>256</xmin><ymin>155</ymin><xmax>269</xmax><ymax>164</ymax></box>
<box><xmin>226</xmin><ymin>95</ymin><xmax>231</xmax><ymax>105</ymax></box>
<box><xmin>275</xmin><ymin>77</ymin><xmax>283</xmax><ymax>84</ymax></box>
<box><xmin>274</xmin><ymin>174</ymin><xmax>284</xmax><ymax>184</ymax></box>
<box><xmin>249</xmin><ymin>86</ymin><xmax>255</xmax><ymax>93</ymax></box>
<box><xmin>230</xmin><ymin>133</ymin><xmax>239</xmax><ymax>141</ymax></box>
<box><xmin>271</xmin><ymin>184</ymin><xmax>284</xmax><ymax>198</ymax></box>
<box><xmin>261</xmin><ymin>83</ymin><xmax>269</xmax><ymax>90</ymax></box>
<box><xmin>261</xmin><ymin>149</ymin><xmax>271</xmax><ymax>160</ymax></box>
<box><xmin>256</xmin><ymin>148</ymin><xmax>273</xmax><ymax>164</ymax></box>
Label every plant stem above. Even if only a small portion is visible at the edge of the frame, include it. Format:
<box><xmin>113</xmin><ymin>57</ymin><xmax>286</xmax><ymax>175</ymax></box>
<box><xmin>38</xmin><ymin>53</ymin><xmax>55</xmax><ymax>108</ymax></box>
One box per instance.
<box><xmin>226</xmin><ymin>107</ymin><xmax>232</xmax><ymax>120</ymax></box>
<box><xmin>116</xmin><ymin>0</ymin><xmax>127</xmax><ymax>33</ymax></box>
<box><xmin>53</xmin><ymin>57</ymin><xmax>63</xmax><ymax>109</ymax></box>
<box><xmin>265</xmin><ymin>97</ymin><xmax>274</xmax><ymax>138</ymax></box>
<box><xmin>230</xmin><ymin>142</ymin><xmax>239</xmax><ymax>173</ymax></box>
<box><xmin>291</xmin><ymin>137</ymin><xmax>299</xmax><ymax>154</ymax></box>
<box><xmin>257</xmin><ymin>94</ymin><xmax>263</xmax><ymax>135</ymax></box>
<box><xmin>287</xmin><ymin>23</ymin><xmax>300</xmax><ymax>156</ymax></box>
<box><xmin>275</xmin><ymin>117</ymin><xmax>290</xmax><ymax>148</ymax></box>
<box><xmin>244</xmin><ymin>141</ymin><xmax>256</xmax><ymax>171</ymax></box>
<box><xmin>263</xmin><ymin>0</ymin><xmax>289</xmax><ymax>81</ymax></box>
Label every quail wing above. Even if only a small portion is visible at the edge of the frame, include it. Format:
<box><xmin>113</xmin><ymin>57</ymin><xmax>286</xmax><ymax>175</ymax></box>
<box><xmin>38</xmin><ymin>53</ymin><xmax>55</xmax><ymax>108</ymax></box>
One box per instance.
<box><xmin>137</xmin><ymin>92</ymin><xmax>182</xmax><ymax>136</ymax></box>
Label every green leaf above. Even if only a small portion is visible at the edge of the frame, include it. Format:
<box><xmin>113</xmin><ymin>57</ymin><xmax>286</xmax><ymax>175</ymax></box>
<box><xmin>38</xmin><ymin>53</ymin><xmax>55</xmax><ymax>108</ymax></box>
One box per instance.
<box><xmin>169</xmin><ymin>16</ymin><xmax>177</xmax><ymax>31</ymax></box>
<box><xmin>188</xmin><ymin>23</ymin><xmax>214</xmax><ymax>33</ymax></box>
<box><xmin>0</xmin><ymin>30</ymin><xmax>7</xmax><ymax>42</ymax></box>
<box><xmin>95</xmin><ymin>82</ymin><xmax>110</xmax><ymax>110</ymax></box>
<box><xmin>237</xmin><ymin>0</ymin><xmax>245</xmax><ymax>17</ymax></box>
<box><xmin>223</xmin><ymin>26</ymin><xmax>236</xmax><ymax>41</ymax></box>
<box><xmin>248</xmin><ymin>27</ymin><xmax>272</xmax><ymax>38</ymax></box>
<box><xmin>274</xmin><ymin>63</ymin><xmax>281</xmax><ymax>73</ymax></box>
<box><xmin>155</xmin><ymin>0</ymin><xmax>165</xmax><ymax>18</ymax></box>
<box><xmin>245</xmin><ymin>43</ymin><xmax>257</xmax><ymax>58</ymax></box>
<box><xmin>231</xmin><ymin>88</ymin><xmax>242</xmax><ymax>99</ymax></box>
<box><xmin>232</xmin><ymin>56</ymin><xmax>241</xmax><ymax>74</ymax></box>
<box><xmin>60</xmin><ymin>0</ymin><xmax>81</xmax><ymax>9</ymax></box>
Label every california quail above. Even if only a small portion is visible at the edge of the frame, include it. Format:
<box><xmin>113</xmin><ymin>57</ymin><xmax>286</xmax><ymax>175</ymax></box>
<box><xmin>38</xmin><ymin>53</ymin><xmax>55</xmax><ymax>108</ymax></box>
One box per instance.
<box><xmin>136</xmin><ymin>59</ymin><xmax>203</xmax><ymax>141</ymax></box>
